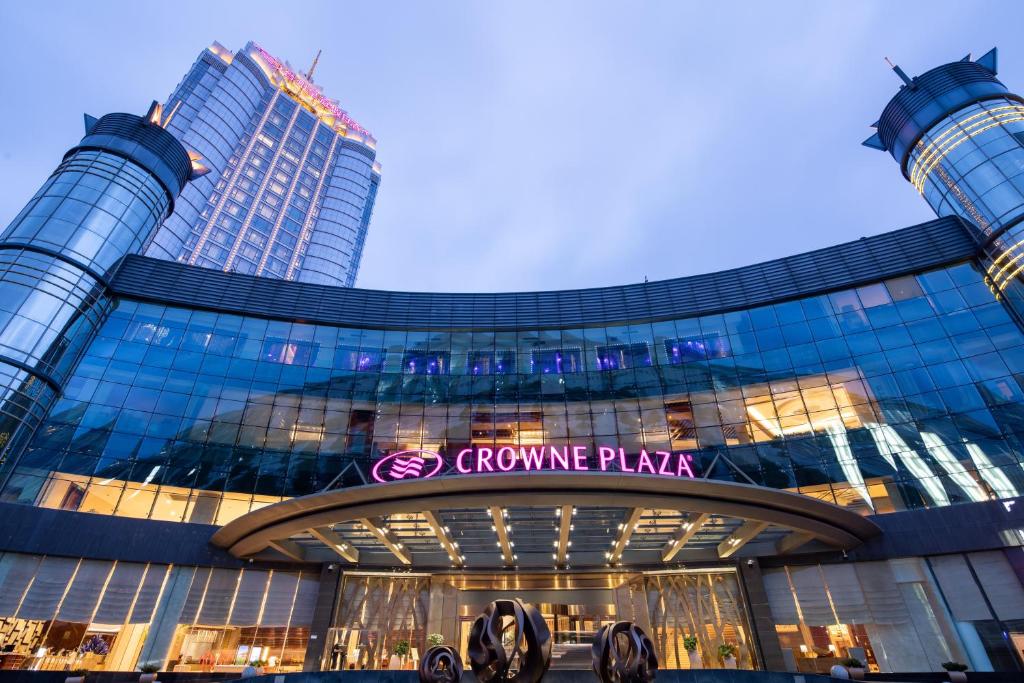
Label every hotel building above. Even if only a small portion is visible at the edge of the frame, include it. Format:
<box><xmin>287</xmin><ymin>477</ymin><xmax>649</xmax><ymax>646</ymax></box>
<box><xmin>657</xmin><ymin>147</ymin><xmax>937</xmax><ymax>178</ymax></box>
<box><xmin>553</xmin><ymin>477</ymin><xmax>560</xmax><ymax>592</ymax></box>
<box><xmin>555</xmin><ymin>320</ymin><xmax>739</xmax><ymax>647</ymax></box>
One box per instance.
<box><xmin>0</xmin><ymin>46</ymin><xmax>1020</xmax><ymax>677</ymax></box>
<box><xmin>146</xmin><ymin>42</ymin><xmax>380</xmax><ymax>287</ymax></box>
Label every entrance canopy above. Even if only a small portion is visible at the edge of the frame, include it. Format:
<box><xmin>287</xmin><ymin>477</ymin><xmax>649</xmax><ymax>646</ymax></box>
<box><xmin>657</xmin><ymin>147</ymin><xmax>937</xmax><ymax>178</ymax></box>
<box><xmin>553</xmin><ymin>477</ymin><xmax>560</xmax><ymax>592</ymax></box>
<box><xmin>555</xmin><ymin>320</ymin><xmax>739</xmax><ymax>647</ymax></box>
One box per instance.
<box><xmin>212</xmin><ymin>473</ymin><xmax>880</xmax><ymax>568</ymax></box>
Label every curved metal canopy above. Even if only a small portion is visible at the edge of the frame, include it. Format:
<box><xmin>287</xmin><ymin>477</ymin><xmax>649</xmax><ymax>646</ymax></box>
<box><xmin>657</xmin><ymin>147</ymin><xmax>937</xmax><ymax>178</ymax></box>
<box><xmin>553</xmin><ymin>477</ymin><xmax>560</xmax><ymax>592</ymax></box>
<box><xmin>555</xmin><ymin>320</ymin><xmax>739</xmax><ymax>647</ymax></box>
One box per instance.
<box><xmin>212</xmin><ymin>473</ymin><xmax>880</xmax><ymax>568</ymax></box>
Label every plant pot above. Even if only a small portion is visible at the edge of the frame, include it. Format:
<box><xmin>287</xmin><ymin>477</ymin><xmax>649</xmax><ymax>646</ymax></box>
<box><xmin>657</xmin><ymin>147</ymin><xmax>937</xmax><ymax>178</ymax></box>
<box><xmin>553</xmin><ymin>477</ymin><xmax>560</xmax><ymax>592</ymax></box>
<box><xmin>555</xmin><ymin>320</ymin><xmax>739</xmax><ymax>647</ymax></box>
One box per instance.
<box><xmin>849</xmin><ymin>667</ymin><xmax>865</xmax><ymax>681</ymax></box>
<box><xmin>140</xmin><ymin>674</ymin><xmax>158</xmax><ymax>683</ymax></box>
<box><xmin>723</xmin><ymin>656</ymin><xmax>737</xmax><ymax>669</ymax></box>
<box><xmin>686</xmin><ymin>651</ymin><xmax>702</xmax><ymax>669</ymax></box>
<box><xmin>65</xmin><ymin>677</ymin><xmax>85</xmax><ymax>683</ymax></box>
<box><xmin>829</xmin><ymin>665</ymin><xmax>850</xmax><ymax>679</ymax></box>
<box><xmin>947</xmin><ymin>672</ymin><xmax>967</xmax><ymax>683</ymax></box>
<box><xmin>388</xmin><ymin>654</ymin><xmax>402</xmax><ymax>670</ymax></box>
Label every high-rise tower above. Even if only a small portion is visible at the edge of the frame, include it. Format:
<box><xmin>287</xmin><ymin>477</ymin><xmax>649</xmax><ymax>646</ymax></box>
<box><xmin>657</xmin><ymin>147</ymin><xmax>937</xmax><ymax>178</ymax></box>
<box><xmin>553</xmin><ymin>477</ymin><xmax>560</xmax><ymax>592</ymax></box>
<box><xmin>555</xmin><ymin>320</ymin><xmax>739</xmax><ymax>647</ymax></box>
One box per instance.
<box><xmin>0</xmin><ymin>104</ymin><xmax>199</xmax><ymax>474</ymax></box>
<box><xmin>147</xmin><ymin>41</ymin><xmax>380</xmax><ymax>287</ymax></box>
<box><xmin>865</xmin><ymin>48</ymin><xmax>1024</xmax><ymax>314</ymax></box>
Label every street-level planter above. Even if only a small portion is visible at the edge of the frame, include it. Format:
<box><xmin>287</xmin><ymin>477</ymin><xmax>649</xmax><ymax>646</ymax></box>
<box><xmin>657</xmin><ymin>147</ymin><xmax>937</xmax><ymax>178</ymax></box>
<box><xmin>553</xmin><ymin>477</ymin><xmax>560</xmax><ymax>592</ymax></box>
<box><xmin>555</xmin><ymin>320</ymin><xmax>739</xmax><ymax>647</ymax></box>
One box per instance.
<box><xmin>943</xmin><ymin>661</ymin><xmax>969</xmax><ymax>683</ymax></box>
<box><xmin>65</xmin><ymin>669</ymin><xmax>88</xmax><ymax>683</ymax></box>
<box><xmin>830</xmin><ymin>658</ymin><xmax>864</xmax><ymax>680</ymax></box>
<box><xmin>829</xmin><ymin>665</ymin><xmax>849</xmax><ymax>680</ymax></box>
<box><xmin>718</xmin><ymin>644</ymin><xmax>737</xmax><ymax>669</ymax></box>
<box><xmin>683</xmin><ymin>635</ymin><xmax>701</xmax><ymax>668</ymax></box>
<box><xmin>138</xmin><ymin>663</ymin><xmax>159</xmax><ymax>683</ymax></box>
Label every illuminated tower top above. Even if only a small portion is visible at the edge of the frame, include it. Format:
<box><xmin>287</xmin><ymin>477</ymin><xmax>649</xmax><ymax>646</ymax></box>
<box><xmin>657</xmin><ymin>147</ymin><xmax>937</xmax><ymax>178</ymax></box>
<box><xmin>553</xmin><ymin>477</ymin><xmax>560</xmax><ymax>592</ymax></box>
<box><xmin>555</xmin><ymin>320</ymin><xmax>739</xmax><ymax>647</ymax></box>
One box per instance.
<box><xmin>147</xmin><ymin>41</ymin><xmax>380</xmax><ymax>287</ymax></box>
<box><xmin>243</xmin><ymin>42</ymin><xmax>376</xmax><ymax>148</ymax></box>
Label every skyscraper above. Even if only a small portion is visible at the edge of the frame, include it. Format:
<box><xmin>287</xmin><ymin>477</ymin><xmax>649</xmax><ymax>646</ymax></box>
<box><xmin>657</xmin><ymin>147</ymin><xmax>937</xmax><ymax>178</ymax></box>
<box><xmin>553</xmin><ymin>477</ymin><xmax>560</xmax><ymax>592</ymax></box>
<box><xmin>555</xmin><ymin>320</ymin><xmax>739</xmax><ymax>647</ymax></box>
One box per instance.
<box><xmin>146</xmin><ymin>41</ymin><xmax>380</xmax><ymax>287</ymax></box>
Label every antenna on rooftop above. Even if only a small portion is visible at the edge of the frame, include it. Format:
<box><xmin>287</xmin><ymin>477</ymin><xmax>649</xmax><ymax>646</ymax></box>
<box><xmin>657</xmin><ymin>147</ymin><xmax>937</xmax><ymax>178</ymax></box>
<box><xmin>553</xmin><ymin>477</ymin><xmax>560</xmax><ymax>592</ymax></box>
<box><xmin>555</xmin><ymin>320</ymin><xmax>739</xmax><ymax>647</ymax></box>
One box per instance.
<box><xmin>307</xmin><ymin>49</ymin><xmax>322</xmax><ymax>82</ymax></box>
<box><xmin>884</xmin><ymin>57</ymin><xmax>915</xmax><ymax>87</ymax></box>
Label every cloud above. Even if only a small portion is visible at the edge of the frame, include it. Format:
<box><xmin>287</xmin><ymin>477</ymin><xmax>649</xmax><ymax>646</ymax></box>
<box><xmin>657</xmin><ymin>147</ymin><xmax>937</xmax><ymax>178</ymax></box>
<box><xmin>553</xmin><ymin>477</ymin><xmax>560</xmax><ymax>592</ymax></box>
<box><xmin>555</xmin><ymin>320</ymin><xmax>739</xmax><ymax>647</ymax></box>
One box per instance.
<box><xmin>0</xmin><ymin>0</ymin><xmax>1017</xmax><ymax>293</ymax></box>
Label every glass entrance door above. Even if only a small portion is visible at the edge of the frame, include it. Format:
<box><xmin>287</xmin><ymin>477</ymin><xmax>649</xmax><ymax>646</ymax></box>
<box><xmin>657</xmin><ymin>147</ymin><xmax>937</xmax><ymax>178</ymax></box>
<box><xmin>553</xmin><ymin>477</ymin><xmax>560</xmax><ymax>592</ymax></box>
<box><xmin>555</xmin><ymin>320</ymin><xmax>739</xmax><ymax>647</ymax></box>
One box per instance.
<box><xmin>329</xmin><ymin>568</ymin><xmax>757</xmax><ymax>671</ymax></box>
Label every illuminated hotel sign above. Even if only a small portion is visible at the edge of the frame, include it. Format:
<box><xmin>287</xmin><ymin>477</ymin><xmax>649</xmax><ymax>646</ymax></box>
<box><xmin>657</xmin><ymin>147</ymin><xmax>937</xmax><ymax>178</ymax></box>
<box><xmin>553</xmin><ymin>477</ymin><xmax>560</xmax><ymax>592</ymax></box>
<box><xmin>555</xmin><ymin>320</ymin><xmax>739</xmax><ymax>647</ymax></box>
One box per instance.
<box><xmin>371</xmin><ymin>447</ymin><xmax>698</xmax><ymax>483</ymax></box>
<box><xmin>249</xmin><ymin>44</ymin><xmax>374</xmax><ymax>141</ymax></box>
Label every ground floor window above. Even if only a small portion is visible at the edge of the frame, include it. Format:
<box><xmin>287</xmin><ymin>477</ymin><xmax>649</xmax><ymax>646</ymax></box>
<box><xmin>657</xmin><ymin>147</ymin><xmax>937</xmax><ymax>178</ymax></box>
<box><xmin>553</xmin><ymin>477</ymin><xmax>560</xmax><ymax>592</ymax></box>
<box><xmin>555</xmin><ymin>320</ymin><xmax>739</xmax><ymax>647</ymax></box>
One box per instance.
<box><xmin>764</xmin><ymin>551</ymin><xmax>1024</xmax><ymax>672</ymax></box>
<box><xmin>0</xmin><ymin>553</ymin><xmax>318</xmax><ymax>673</ymax></box>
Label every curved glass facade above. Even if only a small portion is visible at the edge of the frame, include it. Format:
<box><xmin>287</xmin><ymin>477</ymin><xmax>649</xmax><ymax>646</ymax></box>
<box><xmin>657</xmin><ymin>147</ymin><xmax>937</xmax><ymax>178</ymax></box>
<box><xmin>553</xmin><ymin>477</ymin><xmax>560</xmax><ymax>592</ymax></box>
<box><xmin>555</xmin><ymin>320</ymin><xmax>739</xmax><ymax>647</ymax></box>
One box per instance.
<box><xmin>5</xmin><ymin>258</ymin><xmax>1023</xmax><ymax>526</ymax></box>
<box><xmin>909</xmin><ymin>97</ymin><xmax>1024</xmax><ymax>239</ymax></box>
<box><xmin>3</xmin><ymin>47</ymin><xmax>1024</xmax><ymax>677</ymax></box>
<box><xmin>0</xmin><ymin>143</ymin><xmax>179</xmax><ymax>472</ymax></box>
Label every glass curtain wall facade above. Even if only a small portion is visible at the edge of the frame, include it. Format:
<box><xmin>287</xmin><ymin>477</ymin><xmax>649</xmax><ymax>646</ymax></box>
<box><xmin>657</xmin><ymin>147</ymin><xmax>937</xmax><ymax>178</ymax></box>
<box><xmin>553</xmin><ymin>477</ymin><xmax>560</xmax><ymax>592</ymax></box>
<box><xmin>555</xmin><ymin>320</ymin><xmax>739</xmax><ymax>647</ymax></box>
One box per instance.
<box><xmin>5</xmin><ymin>260</ymin><xmax>1023</xmax><ymax>524</ymax></box>
<box><xmin>4</xmin><ymin>47</ymin><xmax>1024</xmax><ymax>676</ymax></box>
<box><xmin>146</xmin><ymin>42</ymin><xmax>380</xmax><ymax>287</ymax></box>
<box><xmin>0</xmin><ymin>112</ymin><xmax>193</xmax><ymax>480</ymax></box>
<box><xmin>865</xmin><ymin>49</ymin><xmax>1024</xmax><ymax>325</ymax></box>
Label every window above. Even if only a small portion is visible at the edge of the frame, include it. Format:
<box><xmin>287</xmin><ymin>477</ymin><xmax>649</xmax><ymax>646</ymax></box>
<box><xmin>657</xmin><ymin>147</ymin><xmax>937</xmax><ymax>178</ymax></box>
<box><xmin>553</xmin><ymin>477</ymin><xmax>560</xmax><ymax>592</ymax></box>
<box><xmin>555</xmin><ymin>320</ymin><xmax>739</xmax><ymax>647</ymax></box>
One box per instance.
<box><xmin>467</xmin><ymin>350</ymin><xmax>515</xmax><ymax>375</ymax></box>
<box><xmin>402</xmin><ymin>351</ymin><xmax>449</xmax><ymax>375</ymax></box>
<box><xmin>596</xmin><ymin>343</ymin><xmax>651</xmax><ymax>370</ymax></box>
<box><xmin>885</xmin><ymin>276</ymin><xmax>925</xmax><ymax>302</ymax></box>
<box><xmin>665</xmin><ymin>334</ymin><xmax>731</xmax><ymax>363</ymax></box>
<box><xmin>531</xmin><ymin>348</ymin><xmax>583</xmax><ymax>374</ymax></box>
<box><xmin>260</xmin><ymin>339</ymin><xmax>318</xmax><ymax>365</ymax></box>
<box><xmin>335</xmin><ymin>346</ymin><xmax>382</xmax><ymax>372</ymax></box>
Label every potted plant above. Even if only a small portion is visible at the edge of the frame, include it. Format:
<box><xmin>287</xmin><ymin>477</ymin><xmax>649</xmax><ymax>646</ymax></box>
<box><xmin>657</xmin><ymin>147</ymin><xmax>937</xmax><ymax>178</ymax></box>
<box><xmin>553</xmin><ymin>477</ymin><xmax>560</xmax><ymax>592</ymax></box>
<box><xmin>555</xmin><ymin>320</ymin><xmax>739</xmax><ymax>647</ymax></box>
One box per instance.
<box><xmin>718</xmin><ymin>644</ymin><xmax>737</xmax><ymax>669</ymax></box>
<box><xmin>138</xmin><ymin>663</ymin><xmax>160</xmax><ymax>683</ymax></box>
<box><xmin>683</xmin><ymin>635</ymin><xmax>701</xmax><ymax>668</ymax></box>
<box><xmin>65</xmin><ymin>668</ymin><xmax>89</xmax><ymax>683</ymax></box>
<box><xmin>942</xmin><ymin>661</ymin><xmax>968</xmax><ymax>683</ymax></box>
<box><xmin>390</xmin><ymin>640</ymin><xmax>411</xmax><ymax>670</ymax></box>
<box><xmin>427</xmin><ymin>633</ymin><xmax>445</xmax><ymax>648</ymax></box>
<box><xmin>843</xmin><ymin>657</ymin><xmax>865</xmax><ymax>680</ymax></box>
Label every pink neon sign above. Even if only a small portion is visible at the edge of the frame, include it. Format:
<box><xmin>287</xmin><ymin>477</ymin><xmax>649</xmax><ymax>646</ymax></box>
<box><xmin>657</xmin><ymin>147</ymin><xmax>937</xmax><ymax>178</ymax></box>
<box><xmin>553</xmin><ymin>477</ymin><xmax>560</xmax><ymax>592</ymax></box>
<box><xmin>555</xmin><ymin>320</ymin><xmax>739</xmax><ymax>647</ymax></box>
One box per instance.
<box><xmin>371</xmin><ymin>449</ymin><xmax>445</xmax><ymax>483</ymax></box>
<box><xmin>251</xmin><ymin>44</ymin><xmax>373</xmax><ymax>138</ymax></box>
<box><xmin>370</xmin><ymin>446</ymin><xmax>697</xmax><ymax>483</ymax></box>
<box><xmin>455</xmin><ymin>446</ymin><xmax>696</xmax><ymax>478</ymax></box>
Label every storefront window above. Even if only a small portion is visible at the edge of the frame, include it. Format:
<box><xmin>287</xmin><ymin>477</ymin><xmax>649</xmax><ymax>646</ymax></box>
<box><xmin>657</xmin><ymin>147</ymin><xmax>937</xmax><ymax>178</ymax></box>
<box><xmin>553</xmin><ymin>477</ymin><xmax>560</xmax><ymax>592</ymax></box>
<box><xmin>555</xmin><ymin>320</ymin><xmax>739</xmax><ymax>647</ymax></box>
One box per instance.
<box><xmin>0</xmin><ymin>553</ymin><xmax>318</xmax><ymax>673</ymax></box>
<box><xmin>761</xmin><ymin>556</ymin><xmax>1024</xmax><ymax>673</ymax></box>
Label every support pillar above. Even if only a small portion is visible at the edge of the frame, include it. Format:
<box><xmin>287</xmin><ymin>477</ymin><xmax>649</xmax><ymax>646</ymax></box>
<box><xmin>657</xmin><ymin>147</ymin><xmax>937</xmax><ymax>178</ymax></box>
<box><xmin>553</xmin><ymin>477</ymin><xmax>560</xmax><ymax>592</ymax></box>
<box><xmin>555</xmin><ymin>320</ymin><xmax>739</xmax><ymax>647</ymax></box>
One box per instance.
<box><xmin>303</xmin><ymin>563</ymin><xmax>341</xmax><ymax>671</ymax></box>
<box><xmin>738</xmin><ymin>559</ymin><xmax>787</xmax><ymax>671</ymax></box>
<box><xmin>137</xmin><ymin>566</ymin><xmax>196</xmax><ymax>669</ymax></box>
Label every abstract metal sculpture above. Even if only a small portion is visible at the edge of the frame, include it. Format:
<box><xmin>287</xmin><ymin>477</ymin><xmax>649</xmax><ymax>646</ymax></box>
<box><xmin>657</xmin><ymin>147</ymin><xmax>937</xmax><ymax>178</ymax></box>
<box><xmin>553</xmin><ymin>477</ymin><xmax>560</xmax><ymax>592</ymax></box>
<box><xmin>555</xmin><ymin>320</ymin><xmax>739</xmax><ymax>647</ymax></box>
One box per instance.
<box><xmin>467</xmin><ymin>598</ymin><xmax>552</xmax><ymax>682</ymax></box>
<box><xmin>592</xmin><ymin>621</ymin><xmax>658</xmax><ymax>683</ymax></box>
<box><xmin>419</xmin><ymin>645</ymin><xmax>464</xmax><ymax>683</ymax></box>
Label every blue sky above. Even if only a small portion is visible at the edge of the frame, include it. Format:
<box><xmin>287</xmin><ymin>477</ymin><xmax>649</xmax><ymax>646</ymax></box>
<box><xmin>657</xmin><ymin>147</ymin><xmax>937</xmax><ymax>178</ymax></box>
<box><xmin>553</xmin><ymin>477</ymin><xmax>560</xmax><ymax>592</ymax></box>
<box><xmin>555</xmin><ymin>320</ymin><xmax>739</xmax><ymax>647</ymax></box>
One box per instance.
<box><xmin>0</xmin><ymin>1</ymin><xmax>1022</xmax><ymax>292</ymax></box>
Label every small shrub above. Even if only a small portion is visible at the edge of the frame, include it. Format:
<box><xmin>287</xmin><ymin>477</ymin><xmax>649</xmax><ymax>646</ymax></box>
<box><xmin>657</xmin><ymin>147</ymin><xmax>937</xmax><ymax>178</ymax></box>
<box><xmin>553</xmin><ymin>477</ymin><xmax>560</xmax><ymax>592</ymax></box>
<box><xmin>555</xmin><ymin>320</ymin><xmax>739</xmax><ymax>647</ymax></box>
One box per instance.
<box><xmin>138</xmin><ymin>664</ymin><xmax>160</xmax><ymax>674</ymax></box>
<box><xmin>839</xmin><ymin>657</ymin><xmax>864</xmax><ymax>668</ymax></box>
<box><xmin>682</xmin><ymin>635</ymin><xmax>698</xmax><ymax>652</ymax></box>
<box><xmin>942</xmin><ymin>662</ymin><xmax>968</xmax><ymax>672</ymax></box>
<box><xmin>393</xmin><ymin>640</ymin><xmax>411</xmax><ymax>657</ymax></box>
<box><xmin>427</xmin><ymin>633</ymin><xmax>445</xmax><ymax>648</ymax></box>
<box><xmin>717</xmin><ymin>644</ymin><xmax>737</xmax><ymax>660</ymax></box>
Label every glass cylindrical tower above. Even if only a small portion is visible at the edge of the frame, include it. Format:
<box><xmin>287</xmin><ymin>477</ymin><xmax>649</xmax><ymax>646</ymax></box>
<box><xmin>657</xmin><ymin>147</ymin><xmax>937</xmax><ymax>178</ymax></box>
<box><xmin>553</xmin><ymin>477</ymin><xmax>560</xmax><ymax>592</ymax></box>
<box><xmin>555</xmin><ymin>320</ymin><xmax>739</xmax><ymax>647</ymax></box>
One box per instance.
<box><xmin>0</xmin><ymin>109</ymin><xmax>193</xmax><ymax>477</ymax></box>
<box><xmin>866</xmin><ymin>48</ymin><xmax>1024</xmax><ymax>313</ymax></box>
